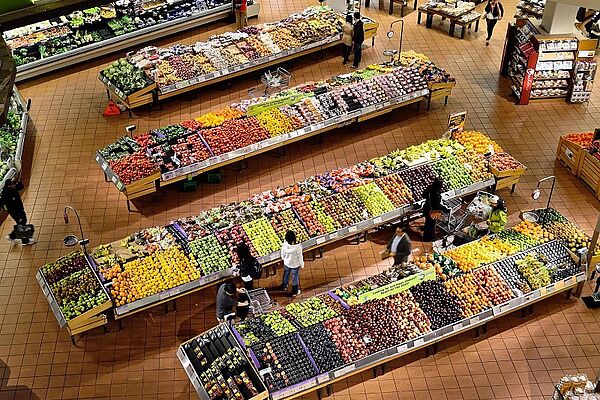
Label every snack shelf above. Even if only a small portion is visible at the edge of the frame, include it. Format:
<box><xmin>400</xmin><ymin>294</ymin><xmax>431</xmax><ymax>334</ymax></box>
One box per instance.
<box><xmin>14</xmin><ymin>3</ymin><xmax>233</xmax><ymax>81</ymax></box>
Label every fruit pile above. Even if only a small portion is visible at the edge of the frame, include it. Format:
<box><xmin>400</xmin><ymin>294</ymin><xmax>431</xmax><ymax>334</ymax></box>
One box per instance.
<box><xmin>516</xmin><ymin>252</ymin><xmax>551</xmax><ymax>289</ymax></box>
<box><xmin>375</xmin><ymin>174</ymin><xmax>414</xmax><ymax>207</ymax></box>
<box><xmin>299</xmin><ymin>323</ymin><xmax>346</xmax><ymax>373</ymax></box>
<box><xmin>563</xmin><ymin>132</ymin><xmax>593</xmax><ymax>147</ymax></box>
<box><xmin>495</xmin><ymin>229</ymin><xmax>538</xmax><ymax>251</ymax></box>
<box><xmin>284</xmin><ymin>297</ymin><xmax>338</xmax><ymax>327</ymax></box>
<box><xmin>472</xmin><ymin>266</ymin><xmax>515</xmax><ymax>305</ymax></box>
<box><xmin>410</xmin><ymin>280</ymin><xmax>463</xmax><ymax>330</ymax></box>
<box><xmin>398</xmin><ymin>164</ymin><xmax>438</xmax><ymax>200</ymax></box>
<box><xmin>216</xmin><ymin>225</ymin><xmax>258</xmax><ymax>264</ymax></box>
<box><xmin>456</xmin><ymin>150</ymin><xmax>493</xmax><ymax>182</ymax></box>
<box><xmin>432</xmin><ymin>157</ymin><xmax>473</xmax><ymax>190</ymax></box>
<box><xmin>269</xmin><ymin>209</ymin><xmax>310</xmax><ymax>243</ymax></box>
<box><xmin>242</xmin><ymin>218</ymin><xmax>282</xmax><ymax>256</ymax></box>
<box><xmin>319</xmin><ymin>191</ymin><xmax>366</xmax><ymax>228</ymax></box>
<box><xmin>453</xmin><ymin>131</ymin><xmax>503</xmax><ymax>154</ymax></box>
<box><xmin>256</xmin><ymin>109</ymin><xmax>303</xmax><ymax>137</ymax></box>
<box><xmin>293</xmin><ymin>201</ymin><xmax>327</xmax><ymax>237</ymax></box>
<box><xmin>309</xmin><ymin>199</ymin><xmax>340</xmax><ymax>232</ymax></box>
<box><xmin>444</xmin><ymin>274</ymin><xmax>491</xmax><ymax>317</ymax></box>
<box><xmin>42</xmin><ymin>252</ymin><xmax>109</xmax><ymax>321</ymax></box>
<box><xmin>489</xmin><ymin>153</ymin><xmax>526</xmax><ymax>172</ymax></box>
<box><xmin>187</xmin><ymin>235</ymin><xmax>231</xmax><ymax>276</ymax></box>
<box><xmin>352</xmin><ymin>182</ymin><xmax>395</xmax><ymax>216</ymax></box>
<box><xmin>444</xmin><ymin>238</ymin><xmax>509</xmax><ymax>272</ymax></box>
<box><xmin>108</xmin><ymin>151</ymin><xmax>157</xmax><ymax>185</ymax></box>
<box><xmin>252</xmin><ymin>334</ymin><xmax>317</xmax><ymax>391</ymax></box>
<box><xmin>111</xmin><ymin>246</ymin><xmax>200</xmax><ymax>305</ymax></box>
<box><xmin>513</xmin><ymin>221</ymin><xmax>553</xmax><ymax>243</ymax></box>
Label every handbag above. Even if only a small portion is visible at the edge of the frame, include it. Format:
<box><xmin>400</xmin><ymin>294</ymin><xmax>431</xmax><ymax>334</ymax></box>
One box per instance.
<box><xmin>379</xmin><ymin>249</ymin><xmax>391</xmax><ymax>260</ymax></box>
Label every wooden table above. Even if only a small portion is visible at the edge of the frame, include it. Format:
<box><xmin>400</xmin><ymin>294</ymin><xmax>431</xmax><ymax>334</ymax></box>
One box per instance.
<box><xmin>417</xmin><ymin>5</ymin><xmax>479</xmax><ymax>39</ymax></box>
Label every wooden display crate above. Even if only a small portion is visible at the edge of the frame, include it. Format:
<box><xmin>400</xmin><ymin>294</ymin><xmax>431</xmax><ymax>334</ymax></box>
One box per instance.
<box><xmin>577</xmin><ymin>152</ymin><xmax>600</xmax><ymax>196</ymax></box>
<box><xmin>98</xmin><ymin>72</ymin><xmax>156</xmax><ymax>109</ymax></box>
<box><xmin>491</xmin><ymin>165</ymin><xmax>527</xmax><ymax>192</ymax></box>
<box><xmin>122</xmin><ymin>171</ymin><xmax>160</xmax><ymax>200</ymax></box>
<box><xmin>67</xmin><ymin>314</ymin><xmax>108</xmax><ymax>336</ymax></box>
<box><xmin>556</xmin><ymin>135</ymin><xmax>585</xmax><ymax>175</ymax></box>
<box><xmin>427</xmin><ymin>80</ymin><xmax>455</xmax><ymax>109</ymax></box>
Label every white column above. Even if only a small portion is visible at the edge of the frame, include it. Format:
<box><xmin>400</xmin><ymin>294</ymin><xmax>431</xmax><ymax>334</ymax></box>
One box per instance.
<box><xmin>541</xmin><ymin>0</ymin><xmax>580</xmax><ymax>34</ymax></box>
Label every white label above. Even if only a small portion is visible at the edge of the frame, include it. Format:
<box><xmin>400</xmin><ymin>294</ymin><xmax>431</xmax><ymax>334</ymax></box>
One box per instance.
<box><xmin>396</xmin><ymin>344</ymin><xmax>408</xmax><ymax>353</ymax></box>
<box><xmin>373</xmin><ymin>217</ymin><xmax>382</xmax><ymax>224</ymax></box>
<box><xmin>329</xmin><ymin>232</ymin><xmax>338</xmax><ymax>239</ymax></box>
<box><xmin>101</xmin><ymin>162</ymin><xmax>108</xmax><ymax>170</ymax></box>
<box><xmin>348</xmin><ymin>226</ymin><xmax>357</xmax><ymax>233</ymax></box>
<box><xmin>470</xmin><ymin>316</ymin><xmax>480</xmax><ymax>324</ymax></box>
<box><xmin>317</xmin><ymin>374</ymin><xmax>330</xmax><ymax>384</ymax></box>
<box><xmin>316</xmin><ymin>237</ymin><xmax>326</xmax><ymax>245</ymax></box>
<box><xmin>414</xmin><ymin>338</ymin><xmax>425</xmax><ymax>347</ymax></box>
<box><xmin>453</xmin><ymin>323</ymin><xmax>462</xmax><ymax>332</ymax></box>
<box><xmin>111</xmin><ymin>176</ymin><xmax>118</xmax><ymax>184</ymax></box>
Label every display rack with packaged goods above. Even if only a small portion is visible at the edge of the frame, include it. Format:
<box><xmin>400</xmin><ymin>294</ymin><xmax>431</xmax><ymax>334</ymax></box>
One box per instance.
<box><xmin>0</xmin><ymin>89</ymin><xmax>30</xmax><ymax>193</ymax></box>
<box><xmin>417</xmin><ymin>0</ymin><xmax>481</xmax><ymax>39</ymax></box>
<box><xmin>97</xmin><ymin>7</ymin><xmax>380</xmax><ymax>109</ymax></box>
<box><xmin>4</xmin><ymin>0</ymin><xmax>235</xmax><ymax>81</ymax></box>
<box><xmin>96</xmin><ymin>59</ymin><xmax>452</xmax><ymax>207</ymax></box>
<box><xmin>41</xmin><ymin>130</ymin><xmax>517</xmax><ymax>329</ymax></box>
<box><xmin>502</xmin><ymin>19</ymin><xmax>599</xmax><ymax>104</ymax></box>
<box><xmin>179</xmin><ymin>209</ymin><xmax>588</xmax><ymax>399</ymax></box>
<box><xmin>514</xmin><ymin>0</ymin><xmax>545</xmax><ymax>20</ymax></box>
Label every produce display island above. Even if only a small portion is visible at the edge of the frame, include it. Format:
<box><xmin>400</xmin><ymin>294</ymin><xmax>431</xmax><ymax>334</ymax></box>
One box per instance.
<box><xmin>177</xmin><ymin>207</ymin><xmax>590</xmax><ymax>400</ymax></box>
<box><xmin>96</xmin><ymin>52</ymin><xmax>456</xmax><ymax>208</ymax></box>
<box><xmin>40</xmin><ymin>129</ymin><xmax>524</xmax><ymax>338</ymax></box>
<box><xmin>97</xmin><ymin>7</ymin><xmax>380</xmax><ymax>109</ymax></box>
<box><xmin>3</xmin><ymin>0</ymin><xmax>236</xmax><ymax>81</ymax></box>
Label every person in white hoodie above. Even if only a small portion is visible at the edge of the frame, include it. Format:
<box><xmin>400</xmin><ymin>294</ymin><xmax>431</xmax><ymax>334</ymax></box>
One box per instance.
<box><xmin>280</xmin><ymin>230</ymin><xmax>304</xmax><ymax>296</ymax></box>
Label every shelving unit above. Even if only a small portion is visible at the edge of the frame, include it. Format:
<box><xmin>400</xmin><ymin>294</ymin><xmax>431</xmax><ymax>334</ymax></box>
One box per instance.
<box><xmin>514</xmin><ymin>0</ymin><xmax>545</xmax><ymax>20</ymax></box>
<box><xmin>4</xmin><ymin>0</ymin><xmax>235</xmax><ymax>81</ymax></box>
<box><xmin>501</xmin><ymin>19</ymin><xmax>599</xmax><ymax>105</ymax></box>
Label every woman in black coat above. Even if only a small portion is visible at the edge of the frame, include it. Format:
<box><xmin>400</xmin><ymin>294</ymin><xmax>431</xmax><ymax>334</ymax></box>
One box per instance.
<box><xmin>484</xmin><ymin>0</ymin><xmax>504</xmax><ymax>45</ymax></box>
<box><xmin>422</xmin><ymin>178</ymin><xmax>444</xmax><ymax>242</ymax></box>
<box><xmin>386</xmin><ymin>226</ymin><xmax>412</xmax><ymax>265</ymax></box>
<box><xmin>235</xmin><ymin>242</ymin><xmax>260</xmax><ymax>291</ymax></box>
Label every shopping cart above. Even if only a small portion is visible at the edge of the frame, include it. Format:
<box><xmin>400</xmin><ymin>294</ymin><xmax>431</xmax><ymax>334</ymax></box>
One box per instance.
<box><xmin>260</xmin><ymin>68</ymin><xmax>292</xmax><ymax>96</ymax></box>
<box><xmin>247</xmin><ymin>288</ymin><xmax>278</xmax><ymax>316</ymax></box>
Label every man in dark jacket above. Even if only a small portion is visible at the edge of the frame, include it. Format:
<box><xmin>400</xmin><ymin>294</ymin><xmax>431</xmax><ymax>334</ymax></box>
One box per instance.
<box><xmin>422</xmin><ymin>178</ymin><xmax>444</xmax><ymax>242</ymax></box>
<box><xmin>0</xmin><ymin>180</ymin><xmax>34</xmax><ymax>245</ymax></box>
<box><xmin>386</xmin><ymin>226</ymin><xmax>412</xmax><ymax>265</ymax></box>
<box><xmin>352</xmin><ymin>12</ymin><xmax>364</xmax><ymax>69</ymax></box>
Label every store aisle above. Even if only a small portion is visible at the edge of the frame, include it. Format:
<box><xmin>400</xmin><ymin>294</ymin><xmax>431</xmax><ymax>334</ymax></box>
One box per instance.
<box><xmin>0</xmin><ymin>0</ymin><xmax>599</xmax><ymax>399</ymax></box>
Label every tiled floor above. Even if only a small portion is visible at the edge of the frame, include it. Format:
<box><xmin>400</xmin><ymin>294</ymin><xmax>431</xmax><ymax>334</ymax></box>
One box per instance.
<box><xmin>1</xmin><ymin>0</ymin><xmax>600</xmax><ymax>399</ymax></box>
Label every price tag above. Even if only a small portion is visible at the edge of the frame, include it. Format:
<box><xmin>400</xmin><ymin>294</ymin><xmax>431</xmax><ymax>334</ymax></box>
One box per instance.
<box><xmin>348</xmin><ymin>226</ymin><xmax>357</xmax><ymax>233</ymax></box>
<box><xmin>111</xmin><ymin>176</ymin><xmax>118</xmax><ymax>184</ymax></box>
<box><xmin>329</xmin><ymin>232</ymin><xmax>338</xmax><ymax>239</ymax></box>
<box><xmin>414</xmin><ymin>338</ymin><xmax>425</xmax><ymax>347</ymax></box>
<box><xmin>470</xmin><ymin>316</ymin><xmax>480</xmax><ymax>324</ymax></box>
<box><xmin>373</xmin><ymin>217</ymin><xmax>382</xmax><ymax>224</ymax></box>
<box><xmin>453</xmin><ymin>323</ymin><xmax>462</xmax><ymax>332</ymax></box>
<box><xmin>539</xmin><ymin>287</ymin><xmax>547</xmax><ymax>296</ymax></box>
<box><xmin>333</xmin><ymin>364</ymin><xmax>355</xmax><ymax>378</ymax></box>
<box><xmin>554</xmin><ymin>280</ymin><xmax>565</xmax><ymax>289</ymax></box>
<box><xmin>577</xmin><ymin>273</ymin><xmax>586</xmax><ymax>283</ymax></box>
<box><xmin>316</xmin><ymin>237</ymin><xmax>326</xmax><ymax>245</ymax></box>
<box><xmin>384</xmin><ymin>101</ymin><xmax>391</xmax><ymax>107</ymax></box>
<box><xmin>317</xmin><ymin>374</ymin><xmax>330</xmax><ymax>384</ymax></box>
<box><xmin>101</xmin><ymin>162</ymin><xmax>108</xmax><ymax>170</ymax></box>
<box><xmin>396</xmin><ymin>343</ymin><xmax>408</xmax><ymax>353</ymax></box>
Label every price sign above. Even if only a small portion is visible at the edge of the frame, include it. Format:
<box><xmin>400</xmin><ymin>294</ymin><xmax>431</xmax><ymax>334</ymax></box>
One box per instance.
<box><xmin>373</xmin><ymin>217</ymin><xmax>382</xmax><ymax>224</ymax></box>
<box><xmin>329</xmin><ymin>232</ymin><xmax>338</xmax><ymax>239</ymax></box>
<box><xmin>396</xmin><ymin>343</ymin><xmax>408</xmax><ymax>353</ymax></box>
<box><xmin>101</xmin><ymin>162</ymin><xmax>108</xmax><ymax>171</ymax></box>
<box><xmin>317</xmin><ymin>374</ymin><xmax>330</xmax><ymax>384</ymax></box>
<box><xmin>316</xmin><ymin>237</ymin><xmax>326</xmax><ymax>245</ymax></box>
<box><xmin>334</xmin><ymin>364</ymin><xmax>355</xmax><ymax>378</ymax></box>
<box><xmin>470</xmin><ymin>316</ymin><xmax>480</xmax><ymax>324</ymax></box>
<box><xmin>414</xmin><ymin>338</ymin><xmax>425</xmax><ymax>347</ymax></box>
<box><xmin>453</xmin><ymin>323</ymin><xmax>462</xmax><ymax>332</ymax></box>
<box><xmin>348</xmin><ymin>226</ymin><xmax>357</xmax><ymax>233</ymax></box>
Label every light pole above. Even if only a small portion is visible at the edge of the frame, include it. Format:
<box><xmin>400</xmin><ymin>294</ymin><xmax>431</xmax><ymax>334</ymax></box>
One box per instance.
<box><xmin>63</xmin><ymin>205</ymin><xmax>89</xmax><ymax>255</ymax></box>
<box><xmin>531</xmin><ymin>176</ymin><xmax>556</xmax><ymax>226</ymax></box>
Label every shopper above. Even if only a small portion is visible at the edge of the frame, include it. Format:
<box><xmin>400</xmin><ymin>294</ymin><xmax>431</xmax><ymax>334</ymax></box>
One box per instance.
<box><xmin>0</xmin><ymin>179</ymin><xmax>34</xmax><ymax>245</ymax></box>
<box><xmin>234</xmin><ymin>0</ymin><xmax>248</xmax><ymax>30</ymax></box>
<box><xmin>385</xmin><ymin>226</ymin><xmax>412</xmax><ymax>265</ymax></box>
<box><xmin>341</xmin><ymin>14</ymin><xmax>354</xmax><ymax>65</ymax></box>
<box><xmin>236</xmin><ymin>241</ymin><xmax>261</xmax><ymax>291</ymax></box>
<box><xmin>280</xmin><ymin>230</ymin><xmax>304</xmax><ymax>296</ymax></box>
<box><xmin>422</xmin><ymin>178</ymin><xmax>444</xmax><ymax>242</ymax></box>
<box><xmin>484</xmin><ymin>0</ymin><xmax>504</xmax><ymax>46</ymax></box>
<box><xmin>216</xmin><ymin>282</ymin><xmax>249</xmax><ymax>323</ymax></box>
<box><xmin>351</xmin><ymin>12</ymin><xmax>364</xmax><ymax>69</ymax></box>
<box><xmin>487</xmin><ymin>196</ymin><xmax>507</xmax><ymax>234</ymax></box>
